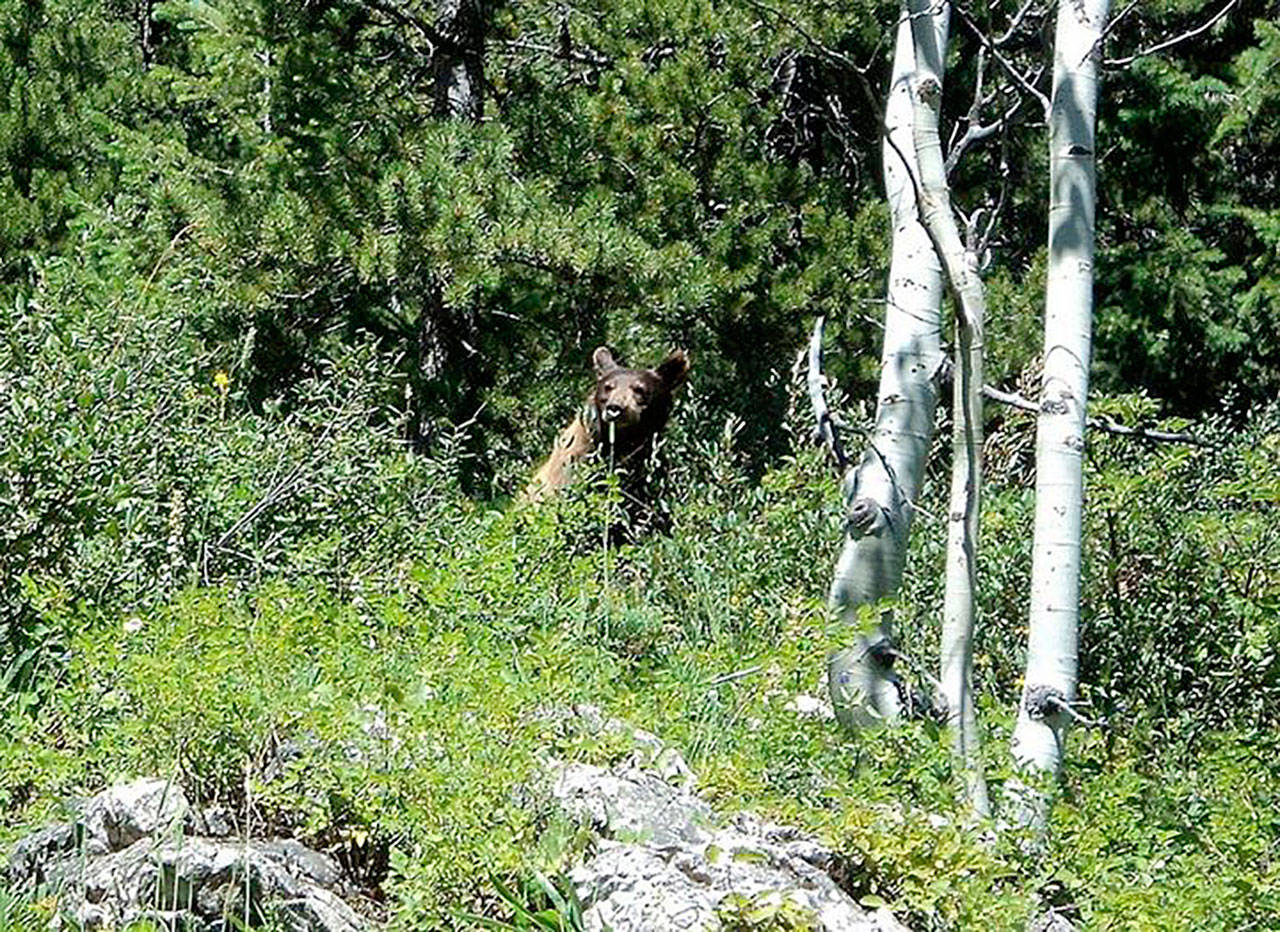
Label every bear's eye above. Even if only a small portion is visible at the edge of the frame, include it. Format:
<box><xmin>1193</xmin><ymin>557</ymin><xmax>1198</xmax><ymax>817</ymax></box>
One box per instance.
<box><xmin>633</xmin><ymin>387</ymin><xmax>649</xmax><ymax>402</ymax></box>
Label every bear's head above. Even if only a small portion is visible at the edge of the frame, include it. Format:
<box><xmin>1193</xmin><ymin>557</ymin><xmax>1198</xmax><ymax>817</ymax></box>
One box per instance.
<box><xmin>591</xmin><ymin>346</ymin><xmax>688</xmax><ymax>435</ymax></box>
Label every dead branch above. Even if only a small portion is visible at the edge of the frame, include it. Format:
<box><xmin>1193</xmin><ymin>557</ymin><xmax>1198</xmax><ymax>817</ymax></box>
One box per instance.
<box><xmin>1105</xmin><ymin>0</ymin><xmax>1238</xmax><ymax>67</ymax></box>
<box><xmin>495</xmin><ymin>38</ymin><xmax>613</xmax><ymax>69</ymax></box>
<box><xmin>982</xmin><ymin>385</ymin><xmax>1203</xmax><ymax>444</ymax></box>
<box><xmin>994</xmin><ymin>0</ymin><xmax>1045</xmax><ymax>47</ymax></box>
<box><xmin>947</xmin><ymin>83</ymin><xmax>1035</xmax><ymax>176</ymax></box>
<box><xmin>744</xmin><ymin>0</ymin><xmax>873</xmax><ymax>75</ymax></box>
<box><xmin>808</xmin><ymin>316</ymin><xmax>851</xmax><ymax>473</ymax></box>
<box><xmin>360</xmin><ymin>0</ymin><xmax>455</xmax><ymax>55</ymax></box>
<box><xmin>955</xmin><ymin>4</ymin><xmax>1050</xmax><ymax>118</ymax></box>
<box><xmin>199</xmin><ymin>405</ymin><xmax>353</xmax><ymax>583</ymax></box>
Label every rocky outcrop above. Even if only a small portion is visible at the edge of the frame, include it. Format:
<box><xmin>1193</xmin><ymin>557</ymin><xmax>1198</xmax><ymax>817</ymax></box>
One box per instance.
<box><xmin>545</xmin><ymin>706</ymin><xmax>909</xmax><ymax>932</ymax></box>
<box><xmin>8</xmin><ymin>710</ymin><xmax>909</xmax><ymax>932</ymax></box>
<box><xmin>5</xmin><ymin>778</ymin><xmax>365</xmax><ymax>932</ymax></box>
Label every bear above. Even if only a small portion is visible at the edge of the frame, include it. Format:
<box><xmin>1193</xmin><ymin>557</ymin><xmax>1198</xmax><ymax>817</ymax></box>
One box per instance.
<box><xmin>523</xmin><ymin>346</ymin><xmax>689</xmax><ymax>506</ymax></box>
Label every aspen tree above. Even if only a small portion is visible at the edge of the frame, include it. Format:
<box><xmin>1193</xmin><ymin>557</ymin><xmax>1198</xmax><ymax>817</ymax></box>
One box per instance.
<box><xmin>827</xmin><ymin>0</ymin><xmax>950</xmax><ymax>728</ymax></box>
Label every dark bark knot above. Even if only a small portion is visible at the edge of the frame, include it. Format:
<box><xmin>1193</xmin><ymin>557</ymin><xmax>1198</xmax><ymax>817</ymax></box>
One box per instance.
<box><xmin>915</xmin><ymin>77</ymin><xmax>942</xmax><ymax>107</ymax></box>
<box><xmin>867</xmin><ymin>639</ymin><xmax>898</xmax><ymax>670</ymax></box>
<box><xmin>846</xmin><ymin>497</ymin><xmax>882</xmax><ymax>537</ymax></box>
<box><xmin>1067</xmin><ymin>144</ymin><xmax>1092</xmax><ymax>157</ymax></box>
<box><xmin>1022</xmin><ymin>684</ymin><xmax>1069</xmax><ymax>723</ymax></box>
<box><xmin>1042</xmin><ymin>397</ymin><xmax>1070</xmax><ymax>416</ymax></box>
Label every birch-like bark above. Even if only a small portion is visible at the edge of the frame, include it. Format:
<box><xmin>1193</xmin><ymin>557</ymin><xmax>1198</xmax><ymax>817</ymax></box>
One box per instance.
<box><xmin>942</xmin><ymin>295</ymin><xmax>989</xmax><ymax>816</ymax></box>
<box><xmin>827</xmin><ymin>0</ymin><xmax>949</xmax><ymax>729</ymax></box>
<box><xmin>1009</xmin><ymin>0</ymin><xmax>1110</xmax><ymax>826</ymax></box>
<box><xmin>905</xmin><ymin>0</ymin><xmax>990</xmax><ymax>817</ymax></box>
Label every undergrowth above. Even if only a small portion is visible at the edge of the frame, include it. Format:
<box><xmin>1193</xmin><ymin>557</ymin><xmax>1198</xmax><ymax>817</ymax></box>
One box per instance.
<box><xmin>2</xmin><ymin>410</ymin><xmax>1278</xmax><ymax>930</ymax></box>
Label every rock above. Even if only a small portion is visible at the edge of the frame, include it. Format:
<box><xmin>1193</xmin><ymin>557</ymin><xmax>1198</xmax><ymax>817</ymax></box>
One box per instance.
<box><xmin>1029</xmin><ymin>910</ymin><xmax>1077</xmax><ymax>932</ymax></box>
<box><xmin>537</xmin><ymin>704</ymin><xmax>696</xmax><ymax>789</ymax></box>
<box><xmin>187</xmin><ymin>804</ymin><xmax>236</xmax><ymax>839</ymax></box>
<box><xmin>548</xmin><ymin>760</ymin><xmax>910</xmax><ymax>932</ymax></box>
<box><xmin>7</xmin><ymin>822</ymin><xmax>79</xmax><ymax>890</ymax></box>
<box><xmin>68</xmin><ymin>837</ymin><xmax>365</xmax><ymax>932</ymax></box>
<box><xmin>786</xmin><ymin>693</ymin><xmax>836</xmax><ymax>721</ymax></box>
<box><xmin>79</xmin><ymin>777</ymin><xmax>191</xmax><ymax>855</ymax></box>
<box><xmin>8</xmin><ymin>778</ymin><xmax>190</xmax><ymax>887</ymax></box>
<box><xmin>552</xmin><ymin>762</ymin><xmax>715</xmax><ymax>847</ymax></box>
<box><xmin>6</xmin><ymin>779</ymin><xmax>366</xmax><ymax>932</ymax></box>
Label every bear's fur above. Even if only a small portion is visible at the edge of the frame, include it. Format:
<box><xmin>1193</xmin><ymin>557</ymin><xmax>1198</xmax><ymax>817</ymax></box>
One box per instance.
<box><xmin>524</xmin><ymin>346</ymin><xmax>689</xmax><ymax>503</ymax></box>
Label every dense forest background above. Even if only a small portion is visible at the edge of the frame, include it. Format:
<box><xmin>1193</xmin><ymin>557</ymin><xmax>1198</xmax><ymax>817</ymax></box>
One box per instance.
<box><xmin>2</xmin><ymin>0</ymin><xmax>1278</xmax><ymax>929</ymax></box>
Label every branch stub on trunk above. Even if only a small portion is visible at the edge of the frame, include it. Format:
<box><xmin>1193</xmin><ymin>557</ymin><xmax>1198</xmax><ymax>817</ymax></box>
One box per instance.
<box><xmin>1022</xmin><ymin>684</ymin><xmax>1070</xmax><ymax>724</ymax></box>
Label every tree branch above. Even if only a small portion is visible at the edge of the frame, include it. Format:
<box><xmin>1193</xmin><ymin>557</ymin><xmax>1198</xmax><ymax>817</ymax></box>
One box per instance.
<box><xmin>994</xmin><ymin>0</ymin><xmax>1045</xmax><ymax>47</ymax></box>
<box><xmin>981</xmin><ymin>385</ymin><xmax>1203</xmax><ymax>444</ymax></box>
<box><xmin>360</xmin><ymin>0</ymin><xmax>458</xmax><ymax>55</ymax></box>
<box><xmin>945</xmin><ymin>54</ymin><xmax>1036</xmax><ymax>176</ymax></box>
<box><xmin>807</xmin><ymin>315</ymin><xmax>850</xmax><ymax>473</ymax></box>
<box><xmin>1105</xmin><ymin>0</ymin><xmax>1238</xmax><ymax>67</ymax></box>
<box><xmin>743</xmin><ymin>0</ymin><xmax>872</xmax><ymax>75</ymax></box>
<box><xmin>495</xmin><ymin>38</ymin><xmax>612</xmax><ymax>69</ymax></box>
<box><xmin>955</xmin><ymin>4</ymin><xmax>1050</xmax><ymax>118</ymax></box>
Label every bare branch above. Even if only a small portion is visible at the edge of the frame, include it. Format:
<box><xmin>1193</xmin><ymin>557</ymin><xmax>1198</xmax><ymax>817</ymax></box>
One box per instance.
<box><xmin>744</xmin><ymin>0</ymin><xmax>873</xmax><ymax>75</ymax></box>
<box><xmin>961</xmin><ymin>206</ymin><xmax>986</xmax><ymax>255</ymax></box>
<box><xmin>703</xmin><ymin>666</ymin><xmax>763</xmax><ymax>687</ymax></box>
<box><xmin>946</xmin><ymin>77</ymin><xmax>1031</xmax><ymax>176</ymax></box>
<box><xmin>1105</xmin><ymin>0</ymin><xmax>1238</xmax><ymax>67</ymax></box>
<box><xmin>956</xmin><ymin>4</ymin><xmax>1050</xmax><ymax>117</ymax></box>
<box><xmin>1085</xmin><ymin>416</ymin><xmax>1205</xmax><ymax>445</ymax></box>
<box><xmin>982</xmin><ymin>385</ymin><xmax>1204</xmax><ymax>444</ymax></box>
<box><xmin>808</xmin><ymin>316</ymin><xmax>851</xmax><ymax>473</ymax></box>
<box><xmin>982</xmin><ymin>383</ymin><xmax>1041</xmax><ymax>414</ymax></box>
<box><xmin>1044</xmin><ymin>692</ymin><xmax>1106</xmax><ymax>729</ymax></box>
<box><xmin>496</xmin><ymin>38</ymin><xmax>613</xmax><ymax>69</ymax></box>
<box><xmin>947</xmin><ymin>44</ymin><xmax>989</xmax><ymax>168</ymax></box>
<box><xmin>978</xmin><ymin>136</ymin><xmax>1015</xmax><ymax>256</ymax></box>
<box><xmin>359</xmin><ymin>0</ymin><xmax>455</xmax><ymax>54</ymax></box>
<box><xmin>1102</xmin><ymin>0</ymin><xmax>1141</xmax><ymax>41</ymax></box>
<box><xmin>200</xmin><ymin>406</ymin><xmax>351</xmax><ymax>583</ymax></box>
<box><xmin>994</xmin><ymin>0</ymin><xmax>1045</xmax><ymax>47</ymax></box>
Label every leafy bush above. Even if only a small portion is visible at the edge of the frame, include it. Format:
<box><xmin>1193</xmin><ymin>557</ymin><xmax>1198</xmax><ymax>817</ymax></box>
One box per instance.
<box><xmin>0</xmin><ymin>256</ymin><xmax>456</xmax><ymax>698</ymax></box>
<box><xmin>2</xmin><ymin>408</ymin><xmax>1279</xmax><ymax>930</ymax></box>
<box><xmin>2</xmin><ymin>0</ymin><xmax>1279</xmax><ymax>929</ymax></box>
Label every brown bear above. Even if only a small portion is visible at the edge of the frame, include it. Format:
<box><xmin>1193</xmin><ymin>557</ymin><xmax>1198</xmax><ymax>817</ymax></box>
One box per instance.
<box><xmin>523</xmin><ymin>346</ymin><xmax>689</xmax><ymax>504</ymax></box>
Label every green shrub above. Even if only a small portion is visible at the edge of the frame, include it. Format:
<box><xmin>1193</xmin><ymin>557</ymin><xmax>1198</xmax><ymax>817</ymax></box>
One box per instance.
<box><xmin>2</xmin><ymin>400</ymin><xmax>1277</xmax><ymax>930</ymax></box>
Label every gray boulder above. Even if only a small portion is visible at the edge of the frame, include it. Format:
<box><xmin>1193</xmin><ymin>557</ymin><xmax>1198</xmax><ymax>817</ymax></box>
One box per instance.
<box><xmin>8</xmin><ymin>778</ymin><xmax>190</xmax><ymax>889</ymax></box>
<box><xmin>546</xmin><ymin>743</ymin><xmax>909</xmax><ymax>931</ymax></box>
<box><xmin>6</xmin><ymin>779</ymin><xmax>365</xmax><ymax>932</ymax></box>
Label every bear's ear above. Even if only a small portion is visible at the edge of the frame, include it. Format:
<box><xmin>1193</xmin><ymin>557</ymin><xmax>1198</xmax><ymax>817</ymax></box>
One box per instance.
<box><xmin>592</xmin><ymin>346</ymin><xmax>619</xmax><ymax>377</ymax></box>
<box><xmin>654</xmin><ymin>350</ymin><xmax>689</xmax><ymax>389</ymax></box>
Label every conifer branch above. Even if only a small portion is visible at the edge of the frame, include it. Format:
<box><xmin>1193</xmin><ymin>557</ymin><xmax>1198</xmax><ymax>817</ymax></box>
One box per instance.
<box><xmin>360</xmin><ymin>0</ymin><xmax>461</xmax><ymax>56</ymax></box>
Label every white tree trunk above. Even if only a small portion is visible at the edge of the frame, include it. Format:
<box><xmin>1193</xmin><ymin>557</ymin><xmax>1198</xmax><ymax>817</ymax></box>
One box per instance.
<box><xmin>827</xmin><ymin>0</ymin><xmax>950</xmax><ymax>729</ymax></box>
<box><xmin>904</xmin><ymin>0</ymin><xmax>990</xmax><ymax>817</ymax></box>
<box><xmin>942</xmin><ymin>311</ymin><xmax>989</xmax><ymax>817</ymax></box>
<box><xmin>1010</xmin><ymin>0</ymin><xmax>1110</xmax><ymax>823</ymax></box>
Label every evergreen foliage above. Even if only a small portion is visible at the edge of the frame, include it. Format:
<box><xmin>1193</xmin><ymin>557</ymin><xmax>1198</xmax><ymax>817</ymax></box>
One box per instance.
<box><xmin>1</xmin><ymin>0</ymin><xmax>1278</xmax><ymax>928</ymax></box>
